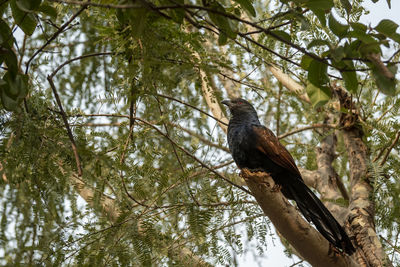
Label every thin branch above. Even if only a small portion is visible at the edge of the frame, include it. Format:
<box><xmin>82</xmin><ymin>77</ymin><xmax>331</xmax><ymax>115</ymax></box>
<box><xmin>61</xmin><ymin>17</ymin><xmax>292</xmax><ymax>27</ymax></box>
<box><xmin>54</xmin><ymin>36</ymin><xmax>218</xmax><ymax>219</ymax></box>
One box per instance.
<box><xmin>289</xmin><ymin>260</ymin><xmax>304</xmax><ymax>267</ymax></box>
<box><xmin>48</xmin><ymin>0</ymin><xmax>136</xmax><ymax>8</ymax></box>
<box><xmin>119</xmin><ymin>124</ymin><xmax>149</xmax><ymax>207</ymax></box>
<box><xmin>131</xmin><ymin>116</ymin><xmax>250</xmax><ymax>194</ymax></box>
<box><xmin>25</xmin><ymin>3</ymin><xmax>90</xmax><ymax>74</ymax></box>
<box><xmin>47</xmin><ymin>76</ymin><xmax>82</xmax><ymax>176</ymax></box>
<box><xmin>155</xmin><ymin>96</ymin><xmax>200</xmax><ymax>205</ymax></box>
<box><xmin>50</xmin><ymin>52</ymin><xmax>114</xmax><ymax>77</ymax></box>
<box><xmin>46</xmin><ymin>52</ymin><xmax>115</xmax><ymax>176</ymax></box>
<box><xmin>380</xmin><ymin>235</ymin><xmax>400</xmax><ymax>255</ymax></box>
<box><xmin>278</xmin><ymin>124</ymin><xmax>336</xmax><ymax>139</ymax></box>
<box><xmin>155</xmin><ymin>94</ymin><xmax>228</xmax><ymax>126</ymax></box>
<box><xmin>267</xmin><ymin>65</ymin><xmax>310</xmax><ymax>104</ymax></box>
<box><xmin>170</xmin><ymin>122</ymin><xmax>230</xmax><ymax>152</ymax></box>
<box><xmin>376</xmin><ymin>104</ymin><xmax>395</xmax><ymax>122</ymax></box>
<box><xmin>380</xmin><ymin>130</ymin><xmax>400</xmax><ymax>167</ymax></box>
<box><xmin>218</xmin><ymin>72</ymin><xmax>265</xmax><ymax>91</ymax></box>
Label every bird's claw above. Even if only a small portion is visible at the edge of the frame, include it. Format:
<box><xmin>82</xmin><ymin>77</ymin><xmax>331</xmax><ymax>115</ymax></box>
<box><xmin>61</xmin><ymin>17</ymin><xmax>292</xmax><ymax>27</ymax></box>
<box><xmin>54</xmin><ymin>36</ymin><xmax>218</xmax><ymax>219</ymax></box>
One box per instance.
<box><xmin>328</xmin><ymin>243</ymin><xmax>342</xmax><ymax>257</ymax></box>
<box><xmin>271</xmin><ymin>184</ymin><xmax>282</xmax><ymax>193</ymax></box>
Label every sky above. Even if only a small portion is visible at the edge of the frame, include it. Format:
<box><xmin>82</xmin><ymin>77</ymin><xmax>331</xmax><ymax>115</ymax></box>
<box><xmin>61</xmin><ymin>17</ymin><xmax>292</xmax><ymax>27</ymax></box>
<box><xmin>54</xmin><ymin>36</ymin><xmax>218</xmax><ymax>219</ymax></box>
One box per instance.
<box><xmin>236</xmin><ymin>1</ymin><xmax>400</xmax><ymax>266</ymax></box>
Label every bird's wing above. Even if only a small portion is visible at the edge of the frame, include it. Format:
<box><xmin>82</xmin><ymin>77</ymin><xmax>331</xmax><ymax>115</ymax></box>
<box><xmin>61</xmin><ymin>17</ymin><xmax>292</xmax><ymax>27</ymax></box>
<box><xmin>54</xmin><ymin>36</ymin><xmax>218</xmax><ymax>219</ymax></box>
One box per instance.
<box><xmin>252</xmin><ymin>125</ymin><xmax>301</xmax><ymax>177</ymax></box>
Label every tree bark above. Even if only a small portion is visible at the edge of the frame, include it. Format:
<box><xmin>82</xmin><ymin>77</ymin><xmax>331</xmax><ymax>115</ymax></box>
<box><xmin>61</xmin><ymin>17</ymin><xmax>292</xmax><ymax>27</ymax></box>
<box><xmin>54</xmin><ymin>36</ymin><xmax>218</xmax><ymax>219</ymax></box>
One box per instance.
<box><xmin>242</xmin><ymin>169</ymin><xmax>359</xmax><ymax>267</ymax></box>
<box><xmin>334</xmin><ymin>85</ymin><xmax>391</xmax><ymax>267</ymax></box>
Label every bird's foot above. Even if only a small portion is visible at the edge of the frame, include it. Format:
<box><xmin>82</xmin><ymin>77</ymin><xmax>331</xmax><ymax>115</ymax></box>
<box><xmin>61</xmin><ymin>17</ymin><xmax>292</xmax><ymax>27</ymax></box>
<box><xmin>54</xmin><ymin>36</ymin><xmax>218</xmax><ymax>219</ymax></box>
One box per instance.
<box><xmin>271</xmin><ymin>184</ymin><xmax>282</xmax><ymax>193</ymax></box>
<box><xmin>241</xmin><ymin>169</ymin><xmax>272</xmax><ymax>185</ymax></box>
<box><xmin>328</xmin><ymin>243</ymin><xmax>342</xmax><ymax>257</ymax></box>
<box><xmin>241</xmin><ymin>168</ymin><xmax>266</xmax><ymax>175</ymax></box>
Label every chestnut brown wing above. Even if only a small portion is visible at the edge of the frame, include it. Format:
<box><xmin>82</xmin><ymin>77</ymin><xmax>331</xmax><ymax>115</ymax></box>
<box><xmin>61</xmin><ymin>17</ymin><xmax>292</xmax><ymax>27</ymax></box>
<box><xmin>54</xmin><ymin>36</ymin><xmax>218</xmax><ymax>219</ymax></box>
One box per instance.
<box><xmin>252</xmin><ymin>125</ymin><xmax>301</xmax><ymax>177</ymax></box>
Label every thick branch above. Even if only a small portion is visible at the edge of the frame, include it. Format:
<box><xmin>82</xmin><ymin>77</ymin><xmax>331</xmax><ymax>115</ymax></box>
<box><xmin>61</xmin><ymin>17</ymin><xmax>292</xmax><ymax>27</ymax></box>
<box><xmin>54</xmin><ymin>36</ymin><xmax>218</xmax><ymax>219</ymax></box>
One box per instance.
<box><xmin>241</xmin><ymin>169</ymin><xmax>358</xmax><ymax>267</ymax></box>
<box><xmin>268</xmin><ymin>65</ymin><xmax>310</xmax><ymax>104</ymax></box>
<box><xmin>316</xmin><ymin>122</ymin><xmax>349</xmax><ymax>224</ymax></box>
<box><xmin>335</xmin><ymin>85</ymin><xmax>391</xmax><ymax>267</ymax></box>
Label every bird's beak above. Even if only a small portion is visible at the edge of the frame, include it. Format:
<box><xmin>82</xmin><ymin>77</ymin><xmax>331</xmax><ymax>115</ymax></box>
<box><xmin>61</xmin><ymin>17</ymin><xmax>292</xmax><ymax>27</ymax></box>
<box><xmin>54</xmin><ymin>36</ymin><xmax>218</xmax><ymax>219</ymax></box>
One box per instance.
<box><xmin>221</xmin><ymin>99</ymin><xmax>231</xmax><ymax>107</ymax></box>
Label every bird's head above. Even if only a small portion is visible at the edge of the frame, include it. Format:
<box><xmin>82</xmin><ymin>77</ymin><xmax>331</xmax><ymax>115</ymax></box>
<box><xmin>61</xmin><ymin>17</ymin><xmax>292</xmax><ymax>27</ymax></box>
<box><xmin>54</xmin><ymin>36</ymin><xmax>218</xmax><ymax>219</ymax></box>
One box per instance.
<box><xmin>221</xmin><ymin>98</ymin><xmax>259</xmax><ymax>122</ymax></box>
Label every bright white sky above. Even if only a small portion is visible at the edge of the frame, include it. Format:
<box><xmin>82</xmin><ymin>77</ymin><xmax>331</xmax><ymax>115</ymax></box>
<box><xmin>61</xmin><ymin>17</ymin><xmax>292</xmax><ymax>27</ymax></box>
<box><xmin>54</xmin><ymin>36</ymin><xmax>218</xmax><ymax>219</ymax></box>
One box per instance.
<box><xmin>236</xmin><ymin>1</ymin><xmax>400</xmax><ymax>266</ymax></box>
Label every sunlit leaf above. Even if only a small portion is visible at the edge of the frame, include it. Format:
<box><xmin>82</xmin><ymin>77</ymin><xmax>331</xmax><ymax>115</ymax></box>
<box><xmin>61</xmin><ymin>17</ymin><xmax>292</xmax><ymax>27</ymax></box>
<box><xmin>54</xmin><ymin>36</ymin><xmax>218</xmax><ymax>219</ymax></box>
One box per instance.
<box><xmin>306</xmin><ymin>83</ymin><xmax>331</xmax><ymax>108</ymax></box>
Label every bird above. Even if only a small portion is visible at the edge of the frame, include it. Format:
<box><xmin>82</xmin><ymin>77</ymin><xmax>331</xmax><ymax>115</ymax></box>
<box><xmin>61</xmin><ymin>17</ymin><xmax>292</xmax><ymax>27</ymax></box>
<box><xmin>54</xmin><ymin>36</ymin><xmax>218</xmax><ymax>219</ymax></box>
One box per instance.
<box><xmin>221</xmin><ymin>98</ymin><xmax>355</xmax><ymax>255</ymax></box>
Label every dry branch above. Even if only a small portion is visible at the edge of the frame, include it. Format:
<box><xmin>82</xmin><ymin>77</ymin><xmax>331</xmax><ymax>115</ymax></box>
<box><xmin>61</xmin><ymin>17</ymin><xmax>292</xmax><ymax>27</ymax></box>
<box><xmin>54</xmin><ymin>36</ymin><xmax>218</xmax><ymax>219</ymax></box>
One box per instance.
<box><xmin>241</xmin><ymin>169</ymin><xmax>358</xmax><ymax>267</ymax></box>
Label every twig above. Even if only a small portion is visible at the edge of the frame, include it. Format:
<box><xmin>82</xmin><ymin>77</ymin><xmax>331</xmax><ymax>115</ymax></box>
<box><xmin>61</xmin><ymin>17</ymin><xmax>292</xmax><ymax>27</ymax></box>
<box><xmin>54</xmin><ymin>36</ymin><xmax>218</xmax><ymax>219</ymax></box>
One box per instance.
<box><xmin>47</xmin><ymin>76</ymin><xmax>82</xmax><ymax>176</ymax></box>
<box><xmin>119</xmin><ymin>125</ymin><xmax>149</xmax><ymax>207</ymax></box>
<box><xmin>218</xmin><ymin>72</ymin><xmax>266</xmax><ymax>91</ymax></box>
<box><xmin>278</xmin><ymin>124</ymin><xmax>336</xmax><ymax>139</ymax></box>
<box><xmin>289</xmin><ymin>260</ymin><xmax>304</xmax><ymax>267</ymax></box>
<box><xmin>380</xmin><ymin>235</ymin><xmax>400</xmax><ymax>255</ymax></box>
<box><xmin>155</xmin><ymin>96</ymin><xmax>200</xmax><ymax>205</ymax></box>
<box><xmin>25</xmin><ymin>3</ymin><xmax>90</xmax><ymax>74</ymax></box>
<box><xmin>376</xmin><ymin>104</ymin><xmax>395</xmax><ymax>122</ymax></box>
<box><xmin>48</xmin><ymin>0</ymin><xmax>136</xmax><ymax>8</ymax></box>
<box><xmin>46</xmin><ymin>52</ymin><xmax>114</xmax><ymax>176</ymax></box>
<box><xmin>119</xmin><ymin>89</ymin><xmax>149</xmax><ymax>207</ymax></box>
<box><xmin>380</xmin><ymin>130</ymin><xmax>400</xmax><ymax>166</ymax></box>
<box><xmin>132</xmin><ymin>116</ymin><xmax>250</xmax><ymax>194</ymax></box>
<box><xmin>170</xmin><ymin>122</ymin><xmax>230</xmax><ymax>152</ymax></box>
<box><xmin>155</xmin><ymin>93</ymin><xmax>228</xmax><ymax>126</ymax></box>
<box><xmin>50</xmin><ymin>52</ymin><xmax>114</xmax><ymax>77</ymax></box>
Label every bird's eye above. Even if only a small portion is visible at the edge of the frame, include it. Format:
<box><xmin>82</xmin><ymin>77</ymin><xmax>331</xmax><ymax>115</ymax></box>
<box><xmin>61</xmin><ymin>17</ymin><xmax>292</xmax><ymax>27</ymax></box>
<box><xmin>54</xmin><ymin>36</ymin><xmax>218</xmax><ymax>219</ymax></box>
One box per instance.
<box><xmin>237</xmin><ymin>101</ymin><xmax>242</xmax><ymax>105</ymax></box>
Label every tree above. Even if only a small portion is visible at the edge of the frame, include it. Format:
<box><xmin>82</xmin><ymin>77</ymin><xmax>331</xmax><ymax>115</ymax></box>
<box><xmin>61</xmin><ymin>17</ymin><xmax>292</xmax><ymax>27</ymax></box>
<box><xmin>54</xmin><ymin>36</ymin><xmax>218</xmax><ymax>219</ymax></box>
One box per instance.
<box><xmin>0</xmin><ymin>0</ymin><xmax>399</xmax><ymax>266</ymax></box>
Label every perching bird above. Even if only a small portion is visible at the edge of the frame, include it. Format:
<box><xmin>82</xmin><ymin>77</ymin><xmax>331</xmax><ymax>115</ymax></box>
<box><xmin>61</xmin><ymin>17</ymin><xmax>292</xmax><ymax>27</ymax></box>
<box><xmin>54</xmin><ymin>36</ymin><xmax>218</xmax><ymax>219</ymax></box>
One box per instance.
<box><xmin>222</xmin><ymin>98</ymin><xmax>355</xmax><ymax>255</ymax></box>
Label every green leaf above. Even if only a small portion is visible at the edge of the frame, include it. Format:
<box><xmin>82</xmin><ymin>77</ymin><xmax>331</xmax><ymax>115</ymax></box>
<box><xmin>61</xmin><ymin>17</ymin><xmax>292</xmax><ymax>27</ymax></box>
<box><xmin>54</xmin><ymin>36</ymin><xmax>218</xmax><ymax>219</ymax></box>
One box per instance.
<box><xmin>307</xmin><ymin>39</ymin><xmax>330</xmax><ymax>49</ymax></box>
<box><xmin>233</xmin><ymin>0</ymin><xmax>256</xmax><ymax>17</ymax></box>
<box><xmin>339</xmin><ymin>0</ymin><xmax>352</xmax><ymax>15</ymax></box>
<box><xmin>0</xmin><ymin>49</ymin><xmax>18</xmax><ymax>77</ymax></box>
<box><xmin>305</xmin><ymin>0</ymin><xmax>334</xmax><ymax>10</ymax></box>
<box><xmin>330</xmin><ymin>46</ymin><xmax>345</xmax><ymax>62</ymax></box>
<box><xmin>300</xmin><ymin>54</ymin><xmax>313</xmax><ymax>70</ymax></box>
<box><xmin>0</xmin><ymin>1</ymin><xmax>8</xmax><ymax>17</ymax></box>
<box><xmin>2</xmin><ymin>72</ymin><xmax>29</xmax><ymax>99</ymax></box>
<box><xmin>0</xmin><ymin>72</ymin><xmax>28</xmax><ymax>111</ymax></box>
<box><xmin>10</xmin><ymin>0</ymin><xmax>38</xmax><ymax>35</ymax></box>
<box><xmin>359</xmin><ymin>42</ymin><xmax>381</xmax><ymax>56</ymax></box>
<box><xmin>328</xmin><ymin>13</ymin><xmax>349</xmax><ymax>38</ymax></box>
<box><xmin>129</xmin><ymin>9</ymin><xmax>149</xmax><ymax>38</ymax></box>
<box><xmin>270</xmin><ymin>30</ymin><xmax>291</xmax><ymax>43</ymax></box>
<box><xmin>375</xmin><ymin>19</ymin><xmax>399</xmax><ymax>38</ymax></box>
<box><xmin>218</xmin><ymin>32</ymin><xmax>228</xmax><ymax>45</ymax></box>
<box><xmin>391</xmin><ymin>33</ymin><xmax>400</xmax><ymax>43</ymax></box>
<box><xmin>350</xmin><ymin>22</ymin><xmax>367</xmax><ymax>33</ymax></box>
<box><xmin>37</xmin><ymin>3</ymin><xmax>57</xmax><ymax>19</ymax></box>
<box><xmin>208</xmin><ymin>3</ymin><xmax>236</xmax><ymax>40</ymax></box>
<box><xmin>297</xmin><ymin>14</ymin><xmax>311</xmax><ymax>30</ymax></box>
<box><xmin>346</xmin><ymin>30</ymin><xmax>377</xmax><ymax>44</ymax></box>
<box><xmin>307</xmin><ymin>59</ymin><xmax>329</xmax><ymax>86</ymax></box>
<box><xmin>0</xmin><ymin>19</ymin><xmax>14</xmax><ymax>48</ymax></box>
<box><xmin>15</xmin><ymin>0</ymin><xmax>42</xmax><ymax>12</ymax></box>
<box><xmin>343</xmin><ymin>40</ymin><xmax>361</xmax><ymax>58</ymax></box>
<box><xmin>341</xmin><ymin>61</ymin><xmax>358</xmax><ymax>93</ymax></box>
<box><xmin>0</xmin><ymin>85</ymin><xmax>19</xmax><ymax>111</ymax></box>
<box><xmin>371</xmin><ymin>64</ymin><xmax>397</xmax><ymax>96</ymax></box>
<box><xmin>308</xmin><ymin>7</ymin><xmax>326</xmax><ymax>27</ymax></box>
<box><xmin>306</xmin><ymin>83</ymin><xmax>331</xmax><ymax>108</ymax></box>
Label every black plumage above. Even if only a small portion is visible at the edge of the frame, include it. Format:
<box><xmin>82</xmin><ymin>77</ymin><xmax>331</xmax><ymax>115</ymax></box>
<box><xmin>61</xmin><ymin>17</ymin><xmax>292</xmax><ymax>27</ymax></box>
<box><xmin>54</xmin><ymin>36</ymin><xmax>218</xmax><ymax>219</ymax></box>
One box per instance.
<box><xmin>222</xmin><ymin>98</ymin><xmax>355</xmax><ymax>255</ymax></box>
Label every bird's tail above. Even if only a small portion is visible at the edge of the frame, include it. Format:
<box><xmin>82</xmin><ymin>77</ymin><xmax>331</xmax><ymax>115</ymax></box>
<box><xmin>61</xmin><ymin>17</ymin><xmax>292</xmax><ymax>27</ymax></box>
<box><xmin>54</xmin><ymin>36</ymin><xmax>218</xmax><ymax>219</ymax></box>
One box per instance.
<box><xmin>286</xmin><ymin>180</ymin><xmax>356</xmax><ymax>255</ymax></box>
